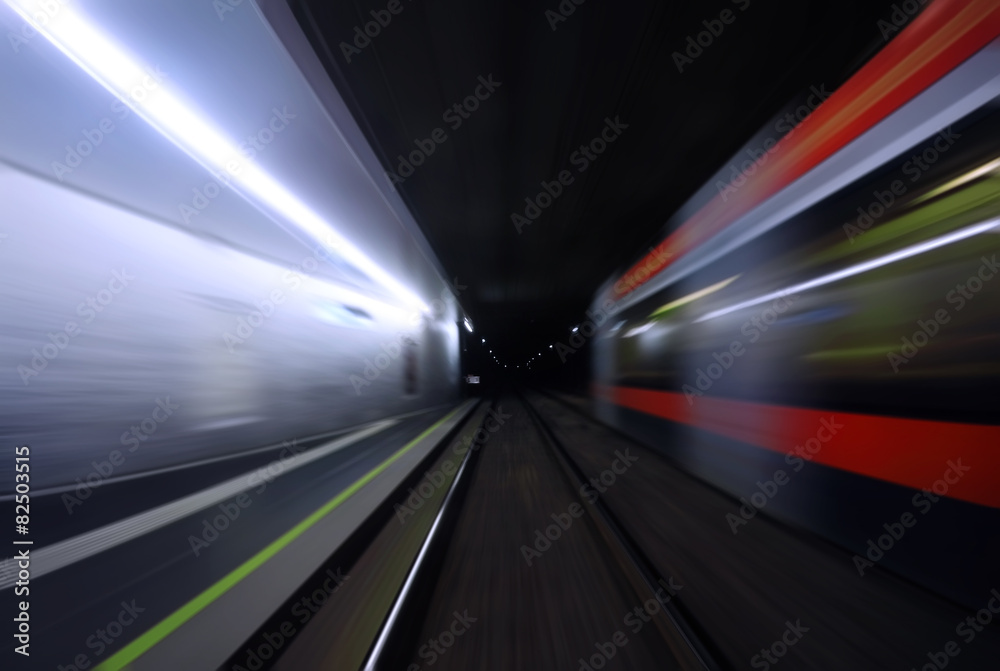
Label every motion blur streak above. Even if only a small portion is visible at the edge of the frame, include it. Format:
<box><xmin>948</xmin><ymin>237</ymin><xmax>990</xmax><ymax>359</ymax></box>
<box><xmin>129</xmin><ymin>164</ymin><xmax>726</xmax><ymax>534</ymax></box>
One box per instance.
<box><xmin>5</xmin><ymin>0</ymin><xmax>1000</xmax><ymax>669</ymax></box>
<box><xmin>612</xmin><ymin>0</ymin><xmax>1000</xmax><ymax>300</ymax></box>
<box><xmin>0</xmin><ymin>167</ymin><xmax>454</xmax><ymax>490</ymax></box>
<box><xmin>593</xmin><ymin>11</ymin><xmax>1000</xmax><ymax>618</ymax></box>
<box><xmin>4</xmin><ymin>0</ymin><xmax>428</xmax><ymax>313</ymax></box>
<box><xmin>696</xmin><ymin>217</ymin><xmax>1000</xmax><ymax>322</ymax></box>
<box><xmin>596</xmin><ymin>385</ymin><xmax>1000</xmax><ymax>508</ymax></box>
<box><xmin>0</xmin><ymin>0</ymin><xmax>463</xmax><ymax>663</ymax></box>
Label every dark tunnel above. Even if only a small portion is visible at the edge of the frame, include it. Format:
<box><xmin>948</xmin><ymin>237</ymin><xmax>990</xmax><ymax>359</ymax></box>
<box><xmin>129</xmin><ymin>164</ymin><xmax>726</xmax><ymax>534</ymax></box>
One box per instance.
<box><xmin>2</xmin><ymin>1</ymin><xmax>1000</xmax><ymax>669</ymax></box>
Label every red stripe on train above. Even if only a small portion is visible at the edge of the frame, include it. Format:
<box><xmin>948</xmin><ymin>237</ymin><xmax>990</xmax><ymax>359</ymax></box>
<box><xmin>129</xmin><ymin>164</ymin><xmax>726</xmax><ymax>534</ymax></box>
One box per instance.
<box><xmin>611</xmin><ymin>0</ymin><xmax>1000</xmax><ymax>300</ymax></box>
<box><xmin>595</xmin><ymin>384</ymin><xmax>1000</xmax><ymax>508</ymax></box>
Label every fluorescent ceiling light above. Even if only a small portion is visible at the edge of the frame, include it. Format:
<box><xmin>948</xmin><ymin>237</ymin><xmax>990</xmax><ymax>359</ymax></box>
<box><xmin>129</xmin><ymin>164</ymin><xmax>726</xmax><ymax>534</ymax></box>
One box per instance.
<box><xmin>697</xmin><ymin>218</ymin><xmax>1000</xmax><ymax>322</ymax></box>
<box><xmin>7</xmin><ymin>0</ymin><xmax>429</xmax><ymax>313</ymax></box>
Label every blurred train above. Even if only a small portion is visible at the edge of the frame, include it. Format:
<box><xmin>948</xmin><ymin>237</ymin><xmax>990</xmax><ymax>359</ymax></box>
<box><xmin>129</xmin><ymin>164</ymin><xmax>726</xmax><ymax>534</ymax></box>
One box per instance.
<box><xmin>590</xmin><ymin>6</ymin><xmax>1000</xmax><ymax>611</ymax></box>
<box><xmin>0</xmin><ymin>0</ymin><xmax>462</xmax><ymax>495</ymax></box>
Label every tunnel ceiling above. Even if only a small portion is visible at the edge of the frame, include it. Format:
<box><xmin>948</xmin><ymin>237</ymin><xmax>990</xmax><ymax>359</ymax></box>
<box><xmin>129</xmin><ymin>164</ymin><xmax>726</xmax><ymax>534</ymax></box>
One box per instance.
<box><xmin>292</xmin><ymin>0</ymin><xmax>911</xmax><ymax>357</ymax></box>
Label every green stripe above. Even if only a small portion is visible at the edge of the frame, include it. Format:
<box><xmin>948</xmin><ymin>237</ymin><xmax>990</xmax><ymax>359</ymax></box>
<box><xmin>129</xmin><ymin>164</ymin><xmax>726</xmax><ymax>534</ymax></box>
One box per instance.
<box><xmin>96</xmin><ymin>405</ymin><xmax>464</xmax><ymax>671</ymax></box>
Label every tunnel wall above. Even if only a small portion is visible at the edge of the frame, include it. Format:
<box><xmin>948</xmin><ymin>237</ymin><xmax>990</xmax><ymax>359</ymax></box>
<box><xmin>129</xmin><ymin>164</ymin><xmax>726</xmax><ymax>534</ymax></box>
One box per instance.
<box><xmin>0</xmin><ymin>163</ymin><xmax>460</xmax><ymax>493</ymax></box>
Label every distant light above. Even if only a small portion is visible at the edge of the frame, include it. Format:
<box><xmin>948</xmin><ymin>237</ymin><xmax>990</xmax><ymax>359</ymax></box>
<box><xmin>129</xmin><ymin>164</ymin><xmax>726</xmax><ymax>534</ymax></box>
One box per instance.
<box><xmin>481</xmin><ymin>338</ymin><xmax>485</xmax><ymax>343</ymax></box>
<box><xmin>464</xmin><ymin>318</ymin><xmax>473</xmax><ymax>332</ymax></box>
<box><xmin>549</xmin><ymin>345</ymin><xmax>553</xmax><ymax>348</ymax></box>
<box><xmin>571</xmin><ymin>326</ymin><xmax>579</xmax><ymax>333</ymax></box>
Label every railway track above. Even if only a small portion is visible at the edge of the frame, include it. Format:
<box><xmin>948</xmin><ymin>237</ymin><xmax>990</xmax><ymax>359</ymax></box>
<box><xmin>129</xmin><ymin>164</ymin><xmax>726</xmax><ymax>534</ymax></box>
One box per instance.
<box><xmin>356</xmin><ymin>392</ymin><xmax>721</xmax><ymax>670</ymax></box>
<box><xmin>220</xmin><ymin>389</ymin><xmax>1000</xmax><ymax>670</ymax></box>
